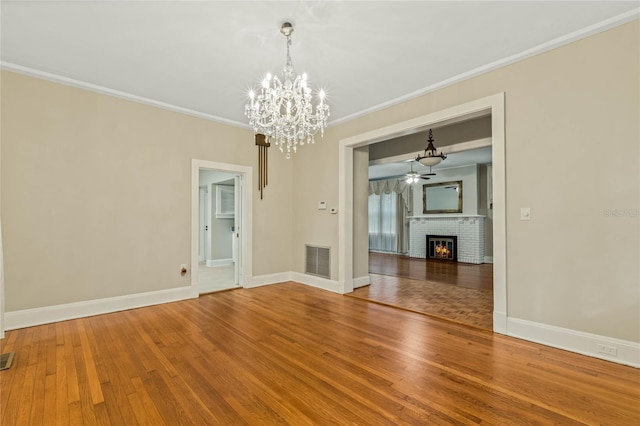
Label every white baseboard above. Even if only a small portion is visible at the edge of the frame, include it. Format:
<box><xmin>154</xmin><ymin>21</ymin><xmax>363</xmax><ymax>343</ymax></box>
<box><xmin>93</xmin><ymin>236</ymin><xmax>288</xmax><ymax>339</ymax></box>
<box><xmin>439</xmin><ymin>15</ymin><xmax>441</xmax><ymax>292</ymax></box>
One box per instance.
<box><xmin>248</xmin><ymin>272</ymin><xmax>292</xmax><ymax>288</ymax></box>
<box><xmin>493</xmin><ymin>311</ymin><xmax>507</xmax><ymax>334</ymax></box>
<box><xmin>484</xmin><ymin>256</ymin><xmax>494</xmax><ymax>263</ymax></box>
<box><xmin>206</xmin><ymin>258</ymin><xmax>233</xmax><ymax>267</ymax></box>
<box><xmin>290</xmin><ymin>272</ymin><xmax>341</xmax><ymax>293</ymax></box>
<box><xmin>4</xmin><ymin>286</ymin><xmax>197</xmax><ymax>331</ymax></box>
<box><xmin>507</xmin><ymin>317</ymin><xmax>639</xmax><ymax>368</ymax></box>
<box><xmin>353</xmin><ymin>275</ymin><xmax>371</xmax><ymax>289</ymax></box>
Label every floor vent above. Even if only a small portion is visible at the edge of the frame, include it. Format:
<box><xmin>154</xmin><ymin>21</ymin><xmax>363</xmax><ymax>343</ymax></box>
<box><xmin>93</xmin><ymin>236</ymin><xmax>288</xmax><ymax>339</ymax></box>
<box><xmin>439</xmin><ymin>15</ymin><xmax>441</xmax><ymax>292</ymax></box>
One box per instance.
<box><xmin>305</xmin><ymin>245</ymin><xmax>330</xmax><ymax>279</ymax></box>
<box><xmin>0</xmin><ymin>352</ymin><xmax>15</xmax><ymax>370</ymax></box>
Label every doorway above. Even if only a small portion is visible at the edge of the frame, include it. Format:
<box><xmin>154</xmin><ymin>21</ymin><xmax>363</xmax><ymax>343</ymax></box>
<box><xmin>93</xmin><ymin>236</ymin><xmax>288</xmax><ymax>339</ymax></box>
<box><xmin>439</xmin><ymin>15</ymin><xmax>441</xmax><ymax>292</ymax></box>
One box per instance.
<box><xmin>191</xmin><ymin>160</ymin><xmax>253</xmax><ymax>296</ymax></box>
<box><xmin>339</xmin><ymin>93</ymin><xmax>507</xmax><ymax>334</ymax></box>
<box><xmin>198</xmin><ymin>170</ymin><xmax>238</xmax><ymax>293</ymax></box>
<box><xmin>359</xmin><ymin>130</ymin><xmax>495</xmax><ymax>330</ymax></box>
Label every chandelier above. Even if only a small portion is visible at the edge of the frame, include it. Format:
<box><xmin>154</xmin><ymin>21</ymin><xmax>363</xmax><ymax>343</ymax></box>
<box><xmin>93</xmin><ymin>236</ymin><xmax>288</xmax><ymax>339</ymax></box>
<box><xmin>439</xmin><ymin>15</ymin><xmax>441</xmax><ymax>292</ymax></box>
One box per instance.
<box><xmin>245</xmin><ymin>22</ymin><xmax>330</xmax><ymax>159</ymax></box>
<box><xmin>415</xmin><ymin>129</ymin><xmax>447</xmax><ymax>167</ymax></box>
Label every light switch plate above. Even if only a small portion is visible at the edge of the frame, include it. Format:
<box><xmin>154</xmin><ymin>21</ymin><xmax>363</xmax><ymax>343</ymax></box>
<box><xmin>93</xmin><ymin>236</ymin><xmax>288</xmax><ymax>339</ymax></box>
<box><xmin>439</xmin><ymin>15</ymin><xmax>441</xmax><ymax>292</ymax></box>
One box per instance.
<box><xmin>520</xmin><ymin>207</ymin><xmax>531</xmax><ymax>221</ymax></box>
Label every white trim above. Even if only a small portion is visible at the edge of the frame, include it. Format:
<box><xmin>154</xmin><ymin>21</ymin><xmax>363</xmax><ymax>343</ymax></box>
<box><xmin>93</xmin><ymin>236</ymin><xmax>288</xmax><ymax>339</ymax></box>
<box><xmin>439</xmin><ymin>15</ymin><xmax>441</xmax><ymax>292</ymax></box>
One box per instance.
<box><xmin>1</xmin><ymin>62</ymin><xmax>250</xmax><ymax>130</ymax></box>
<box><xmin>330</xmin><ymin>9</ymin><xmax>640</xmax><ymax>127</ymax></box>
<box><xmin>291</xmin><ymin>272</ymin><xmax>341</xmax><ymax>294</ymax></box>
<box><xmin>248</xmin><ymin>272</ymin><xmax>292</xmax><ymax>288</ymax></box>
<box><xmin>493</xmin><ymin>311</ymin><xmax>507</xmax><ymax>335</ymax></box>
<box><xmin>206</xmin><ymin>258</ymin><xmax>233</xmax><ymax>267</ymax></box>
<box><xmin>484</xmin><ymin>256</ymin><xmax>494</xmax><ymax>264</ymax></box>
<box><xmin>192</xmin><ymin>160</ymin><xmax>252</xmax><ymax>293</ymax></box>
<box><xmin>507</xmin><ymin>317</ymin><xmax>640</xmax><ymax>368</ymax></box>
<box><xmin>339</xmin><ymin>93</ymin><xmax>507</xmax><ymax>334</ymax></box>
<box><xmin>4</xmin><ymin>286</ymin><xmax>197</xmax><ymax>331</ymax></box>
<box><xmin>0</xmin><ymin>223</ymin><xmax>5</xmax><ymax>339</ymax></box>
<box><xmin>353</xmin><ymin>275</ymin><xmax>370</xmax><ymax>289</ymax></box>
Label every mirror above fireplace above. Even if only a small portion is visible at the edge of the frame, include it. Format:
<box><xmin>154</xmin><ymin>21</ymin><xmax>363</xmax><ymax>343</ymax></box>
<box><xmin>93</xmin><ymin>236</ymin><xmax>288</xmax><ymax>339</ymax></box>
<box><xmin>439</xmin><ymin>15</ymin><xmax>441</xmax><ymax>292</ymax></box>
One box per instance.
<box><xmin>423</xmin><ymin>180</ymin><xmax>463</xmax><ymax>214</ymax></box>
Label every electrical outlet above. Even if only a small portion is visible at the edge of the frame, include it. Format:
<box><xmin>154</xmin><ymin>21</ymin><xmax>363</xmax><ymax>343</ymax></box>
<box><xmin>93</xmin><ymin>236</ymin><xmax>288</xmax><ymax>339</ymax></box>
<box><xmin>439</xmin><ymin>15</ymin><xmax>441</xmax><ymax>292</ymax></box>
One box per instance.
<box><xmin>597</xmin><ymin>344</ymin><xmax>617</xmax><ymax>357</ymax></box>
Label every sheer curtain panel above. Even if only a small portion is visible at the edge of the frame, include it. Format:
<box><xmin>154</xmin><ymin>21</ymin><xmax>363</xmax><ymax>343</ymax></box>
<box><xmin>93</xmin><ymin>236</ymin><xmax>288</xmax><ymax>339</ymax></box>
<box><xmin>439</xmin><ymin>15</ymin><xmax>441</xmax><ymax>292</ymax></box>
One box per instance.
<box><xmin>368</xmin><ymin>179</ymin><xmax>412</xmax><ymax>253</ymax></box>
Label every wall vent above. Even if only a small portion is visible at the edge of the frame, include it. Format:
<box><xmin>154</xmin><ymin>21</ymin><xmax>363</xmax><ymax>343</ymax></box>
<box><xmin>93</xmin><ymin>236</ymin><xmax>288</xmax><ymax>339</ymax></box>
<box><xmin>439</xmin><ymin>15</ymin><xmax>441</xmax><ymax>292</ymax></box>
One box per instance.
<box><xmin>305</xmin><ymin>245</ymin><xmax>330</xmax><ymax>279</ymax></box>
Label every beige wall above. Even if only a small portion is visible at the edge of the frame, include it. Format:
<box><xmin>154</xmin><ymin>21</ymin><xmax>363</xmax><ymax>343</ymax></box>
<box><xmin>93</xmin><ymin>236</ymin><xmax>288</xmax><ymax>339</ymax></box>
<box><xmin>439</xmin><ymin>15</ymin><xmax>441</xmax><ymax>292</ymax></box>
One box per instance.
<box><xmin>292</xmin><ymin>21</ymin><xmax>639</xmax><ymax>342</ymax></box>
<box><xmin>1</xmin><ymin>71</ymin><xmax>292</xmax><ymax>311</ymax></box>
<box><xmin>1</xmin><ymin>21</ymin><xmax>638</xmax><ymax>343</ymax></box>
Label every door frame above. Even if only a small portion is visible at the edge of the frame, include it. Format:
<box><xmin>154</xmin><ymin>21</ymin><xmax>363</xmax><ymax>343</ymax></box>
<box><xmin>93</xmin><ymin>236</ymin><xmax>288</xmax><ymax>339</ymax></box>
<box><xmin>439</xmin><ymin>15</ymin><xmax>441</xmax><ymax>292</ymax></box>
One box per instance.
<box><xmin>198</xmin><ymin>186</ymin><xmax>207</xmax><ymax>262</ymax></box>
<box><xmin>338</xmin><ymin>93</ymin><xmax>507</xmax><ymax>334</ymax></box>
<box><xmin>191</xmin><ymin>160</ymin><xmax>252</xmax><ymax>293</ymax></box>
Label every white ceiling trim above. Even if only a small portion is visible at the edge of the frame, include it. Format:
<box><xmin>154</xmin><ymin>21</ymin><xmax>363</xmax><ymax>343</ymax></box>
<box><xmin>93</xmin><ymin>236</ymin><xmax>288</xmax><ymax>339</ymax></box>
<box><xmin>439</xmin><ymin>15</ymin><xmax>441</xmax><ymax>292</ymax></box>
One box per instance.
<box><xmin>2</xmin><ymin>8</ymin><xmax>637</xmax><ymax>130</ymax></box>
<box><xmin>0</xmin><ymin>61</ymin><xmax>251</xmax><ymax>129</ymax></box>
<box><xmin>330</xmin><ymin>8</ymin><xmax>639</xmax><ymax>126</ymax></box>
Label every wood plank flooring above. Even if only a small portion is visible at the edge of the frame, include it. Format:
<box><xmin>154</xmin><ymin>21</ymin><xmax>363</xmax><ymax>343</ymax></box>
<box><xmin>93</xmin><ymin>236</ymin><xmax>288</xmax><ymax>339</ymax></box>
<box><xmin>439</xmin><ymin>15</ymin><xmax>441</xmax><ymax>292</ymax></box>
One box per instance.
<box><xmin>1</xmin><ymin>282</ymin><xmax>639</xmax><ymax>425</ymax></box>
<box><xmin>369</xmin><ymin>252</ymin><xmax>493</xmax><ymax>290</ymax></box>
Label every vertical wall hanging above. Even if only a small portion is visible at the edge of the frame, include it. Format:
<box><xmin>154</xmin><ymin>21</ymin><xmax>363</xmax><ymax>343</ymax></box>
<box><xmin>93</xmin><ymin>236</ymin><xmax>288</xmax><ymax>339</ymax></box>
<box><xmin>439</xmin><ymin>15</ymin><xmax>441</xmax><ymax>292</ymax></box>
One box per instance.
<box><xmin>256</xmin><ymin>134</ymin><xmax>270</xmax><ymax>199</ymax></box>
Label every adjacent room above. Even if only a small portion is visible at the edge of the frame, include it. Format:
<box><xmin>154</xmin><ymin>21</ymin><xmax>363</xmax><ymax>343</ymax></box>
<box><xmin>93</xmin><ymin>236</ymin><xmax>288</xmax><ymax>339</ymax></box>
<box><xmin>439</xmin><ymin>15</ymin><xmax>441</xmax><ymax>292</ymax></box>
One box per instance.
<box><xmin>351</xmin><ymin>116</ymin><xmax>495</xmax><ymax>330</ymax></box>
<box><xmin>1</xmin><ymin>2</ymin><xmax>638</xmax><ymax>424</ymax></box>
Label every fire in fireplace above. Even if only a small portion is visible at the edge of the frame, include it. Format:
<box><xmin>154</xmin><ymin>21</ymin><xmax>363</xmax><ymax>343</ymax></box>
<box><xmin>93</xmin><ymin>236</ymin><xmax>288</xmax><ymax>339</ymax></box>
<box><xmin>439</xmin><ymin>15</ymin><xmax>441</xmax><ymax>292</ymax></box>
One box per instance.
<box><xmin>426</xmin><ymin>235</ymin><xmax>458</xmax><ymax>261</ymax></box>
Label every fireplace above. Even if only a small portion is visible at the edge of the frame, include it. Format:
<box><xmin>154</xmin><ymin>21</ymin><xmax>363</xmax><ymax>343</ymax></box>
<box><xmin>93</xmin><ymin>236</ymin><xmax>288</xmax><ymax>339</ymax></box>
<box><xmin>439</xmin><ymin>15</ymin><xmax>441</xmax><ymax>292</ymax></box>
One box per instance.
<box><xmin>426</xmin><ymin>235</ymin><xmax>458</xmax><ymax>261</ymax></box>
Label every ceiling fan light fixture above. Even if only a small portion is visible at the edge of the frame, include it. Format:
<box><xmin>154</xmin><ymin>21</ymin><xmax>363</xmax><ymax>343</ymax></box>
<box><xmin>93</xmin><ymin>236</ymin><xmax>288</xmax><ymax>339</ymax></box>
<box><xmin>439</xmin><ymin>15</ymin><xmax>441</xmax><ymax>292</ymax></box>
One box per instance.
<box><xmin>416</xmin><ymin>129</ymin><xmax>446</xmax><ymax>167</ymax></box>
<box><xmin>405</xmin><ymin>172</ymin><xmax>420</xmax><ymax>184</ymax></box>
<box><xmin>405</xmin><ymin>160</ymin><xmax>428</xmax><ymax>184</ymax></box>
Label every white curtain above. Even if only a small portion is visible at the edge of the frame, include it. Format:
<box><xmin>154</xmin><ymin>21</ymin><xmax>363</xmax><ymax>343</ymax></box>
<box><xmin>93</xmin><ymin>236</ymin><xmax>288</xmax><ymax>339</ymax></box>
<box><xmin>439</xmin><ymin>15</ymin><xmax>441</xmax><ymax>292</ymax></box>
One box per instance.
<box><xmin>368</xmin><ymin>179</ymin><xmax>412</xmax><ymax>253</ymax></box>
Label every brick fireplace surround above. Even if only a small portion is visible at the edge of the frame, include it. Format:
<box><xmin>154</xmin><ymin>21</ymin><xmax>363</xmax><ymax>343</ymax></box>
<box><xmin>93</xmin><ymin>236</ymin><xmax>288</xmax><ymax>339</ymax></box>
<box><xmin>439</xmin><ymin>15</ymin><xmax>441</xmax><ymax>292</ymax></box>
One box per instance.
<box><xmin>408</xmin><ymin>215</ymin><xmax>485</xmax><ymax>264</ymax></box>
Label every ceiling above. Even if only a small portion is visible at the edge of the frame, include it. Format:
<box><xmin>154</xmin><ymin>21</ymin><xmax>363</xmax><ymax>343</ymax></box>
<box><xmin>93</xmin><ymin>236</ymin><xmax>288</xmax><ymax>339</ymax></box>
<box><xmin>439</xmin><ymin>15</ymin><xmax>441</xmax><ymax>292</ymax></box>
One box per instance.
<box><xmin>1</xmin><ymin>2</ymin><xmax>637</xmax><ymax>128</ymax></box>
<box><xmin>369</xmin><ymin>146</ymin><xmax>492</xmax><ymax>181</ymax></box>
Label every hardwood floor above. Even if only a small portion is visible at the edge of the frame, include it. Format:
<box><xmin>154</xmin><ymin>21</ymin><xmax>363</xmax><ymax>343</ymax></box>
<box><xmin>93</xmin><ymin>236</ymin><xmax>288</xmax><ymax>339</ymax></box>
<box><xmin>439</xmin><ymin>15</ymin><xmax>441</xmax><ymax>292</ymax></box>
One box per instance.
<box><xmin>355</xmin><ymin>252</ymin><xmax>493</xmax><ymax>330</ymax></box>
<box><xmin>1</xmin><ymin>282</ymin><xmax>638</xmax><ymax>425</ymax></box>
<box><xmin>368</xmin><ymin>252</ymin><xmax>493</xmax><ymax>290</ymax></box>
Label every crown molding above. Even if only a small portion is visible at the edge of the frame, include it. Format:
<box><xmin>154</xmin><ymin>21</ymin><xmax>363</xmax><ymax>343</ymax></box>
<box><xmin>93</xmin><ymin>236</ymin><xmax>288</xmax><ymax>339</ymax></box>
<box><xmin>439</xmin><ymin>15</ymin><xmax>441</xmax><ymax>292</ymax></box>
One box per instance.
<box><xmin>329</xmin><ymin>8</ymin><xmax>640</xmax><ymax>127</ymax></box>
<box><xmin>0</xmin><ymin>61</ymin><xmax>250</xmax><ymax>130</ymax></box>
<box><xmin>2</xmin><ymin>9</ymin><xmax>637</xmax><ymax>129</ymax></box>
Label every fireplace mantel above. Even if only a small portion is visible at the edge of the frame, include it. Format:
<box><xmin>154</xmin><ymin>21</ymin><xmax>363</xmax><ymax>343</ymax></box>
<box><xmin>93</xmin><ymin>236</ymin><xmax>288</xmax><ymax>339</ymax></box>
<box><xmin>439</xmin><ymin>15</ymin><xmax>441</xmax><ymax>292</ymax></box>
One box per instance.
<box><xmin>408</xmin><ymin>214</ymin><xmax>485</xmax><ymax>219</ymax></box>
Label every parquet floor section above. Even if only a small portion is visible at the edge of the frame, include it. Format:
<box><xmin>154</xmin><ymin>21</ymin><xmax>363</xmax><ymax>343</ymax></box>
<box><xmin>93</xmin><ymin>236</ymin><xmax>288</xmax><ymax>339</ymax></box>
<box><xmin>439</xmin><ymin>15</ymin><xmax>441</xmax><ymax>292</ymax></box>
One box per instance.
<box><xmin>353</xmin><ymin>252</ymin><xmax>493</xmax><ymax>330</ymax></box>
<box><xmin>1</xmin><ymin>282</ymin><xmax>639</xmax><ymax>425</ymax></box>
<box><xmin>349</xmin><ymin>273</ymin><xmax>494</xmax><ymax>331</ymax></box>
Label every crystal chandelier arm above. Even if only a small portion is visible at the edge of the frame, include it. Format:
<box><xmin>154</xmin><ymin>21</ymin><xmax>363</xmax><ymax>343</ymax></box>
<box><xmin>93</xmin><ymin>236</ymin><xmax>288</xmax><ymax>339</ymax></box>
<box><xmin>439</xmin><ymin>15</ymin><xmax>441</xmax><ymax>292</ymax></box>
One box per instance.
<box><xmin>244</xmin><ymin>22</ymin><xmax>329</xmax><ymax>159</ymax></box>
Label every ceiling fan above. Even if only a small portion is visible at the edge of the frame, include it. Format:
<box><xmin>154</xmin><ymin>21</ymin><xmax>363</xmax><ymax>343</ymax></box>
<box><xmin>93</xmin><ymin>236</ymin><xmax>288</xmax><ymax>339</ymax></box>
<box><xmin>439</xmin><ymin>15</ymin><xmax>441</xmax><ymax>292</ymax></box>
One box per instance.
<box><xmin>405</xmin><ymin>161</ymin><xmax>436</xmax><ymax>184</ymax></box>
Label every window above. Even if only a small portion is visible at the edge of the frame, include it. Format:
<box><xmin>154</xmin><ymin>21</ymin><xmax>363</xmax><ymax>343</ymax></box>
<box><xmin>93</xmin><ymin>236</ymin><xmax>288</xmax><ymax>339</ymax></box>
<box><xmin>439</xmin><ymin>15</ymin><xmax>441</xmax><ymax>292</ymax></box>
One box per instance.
<box><xmin>215</xmin><ymin>185</ymin><xmax>234</xmax><ymax>219</ymax></box>
<box><xmin>368</xmin><ymin>192</ymin><xmax>398</xmax><ymax>252</ymax></box>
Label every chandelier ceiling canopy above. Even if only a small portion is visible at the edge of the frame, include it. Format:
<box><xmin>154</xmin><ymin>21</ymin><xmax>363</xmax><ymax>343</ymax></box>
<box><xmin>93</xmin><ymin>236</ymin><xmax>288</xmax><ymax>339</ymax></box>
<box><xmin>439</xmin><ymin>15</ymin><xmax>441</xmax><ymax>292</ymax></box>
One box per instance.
<box><xmin>245</xmin><ymin>22</ymin><xmax>330</xmax><ymax>159</ymax></box>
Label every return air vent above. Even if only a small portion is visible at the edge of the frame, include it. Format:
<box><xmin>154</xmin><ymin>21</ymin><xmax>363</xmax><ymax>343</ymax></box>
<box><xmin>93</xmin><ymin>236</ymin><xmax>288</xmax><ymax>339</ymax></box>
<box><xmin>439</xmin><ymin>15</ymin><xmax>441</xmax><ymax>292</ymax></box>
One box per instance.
<box><xmin>305</xmin><ymin>245</ymin><xmax>330</xmax><ymax>279</ymax></box>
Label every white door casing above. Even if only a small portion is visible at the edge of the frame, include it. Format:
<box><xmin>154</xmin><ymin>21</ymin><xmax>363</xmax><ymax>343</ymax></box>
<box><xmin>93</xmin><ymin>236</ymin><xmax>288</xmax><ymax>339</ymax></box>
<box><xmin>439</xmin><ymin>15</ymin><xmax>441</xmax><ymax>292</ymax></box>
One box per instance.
<box><xmin>191</xmin><ymin>160</ymin><xmax>252</xmax><ymax>294</ymax></box>
<box><xmin>338</xmin><ymin>93</ymin><xmax>507</xmax><ymax>334</ymax></box>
